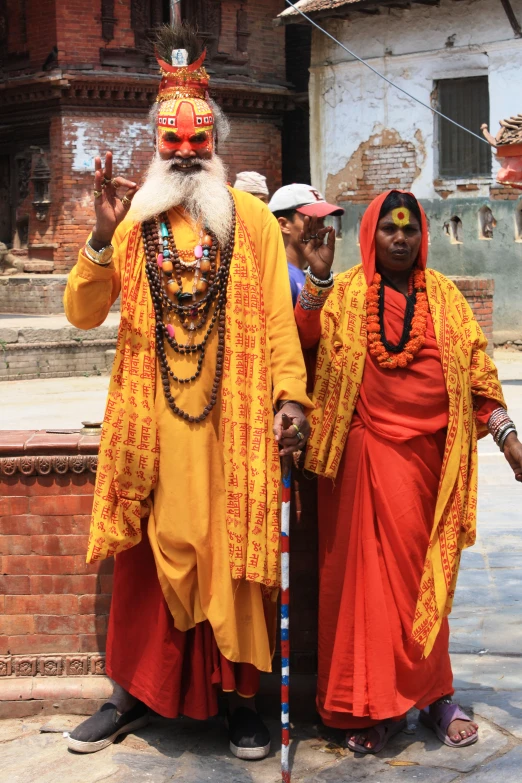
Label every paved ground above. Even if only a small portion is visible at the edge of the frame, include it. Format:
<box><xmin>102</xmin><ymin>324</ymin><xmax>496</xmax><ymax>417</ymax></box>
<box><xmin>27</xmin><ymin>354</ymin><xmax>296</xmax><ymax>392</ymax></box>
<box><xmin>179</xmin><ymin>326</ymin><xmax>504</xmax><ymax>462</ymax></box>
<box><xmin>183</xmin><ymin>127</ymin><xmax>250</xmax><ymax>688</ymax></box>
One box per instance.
<box><xmin>1</xmin><ymin>351</ymin><xmax>521</xmax><ymax>782</ymax></box>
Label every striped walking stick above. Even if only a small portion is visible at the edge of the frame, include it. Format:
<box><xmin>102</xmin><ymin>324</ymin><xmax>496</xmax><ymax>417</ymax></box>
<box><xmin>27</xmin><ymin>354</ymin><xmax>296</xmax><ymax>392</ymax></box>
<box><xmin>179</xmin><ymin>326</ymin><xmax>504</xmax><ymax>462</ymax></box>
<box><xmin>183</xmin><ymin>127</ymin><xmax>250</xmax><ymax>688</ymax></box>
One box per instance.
<box><xmin>280</xmin><ymin>414</ymin><xmax>293</xmax><ymax>783</ymax></box>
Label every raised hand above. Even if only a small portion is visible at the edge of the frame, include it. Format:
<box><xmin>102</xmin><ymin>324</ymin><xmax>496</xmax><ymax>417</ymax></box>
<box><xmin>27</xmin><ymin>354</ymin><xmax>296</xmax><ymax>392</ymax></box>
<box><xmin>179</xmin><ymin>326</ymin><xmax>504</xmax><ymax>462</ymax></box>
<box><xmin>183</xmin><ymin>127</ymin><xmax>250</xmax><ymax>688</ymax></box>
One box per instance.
<box><xmin>299</xmin><ymin>214</ymin><xmax>336</xmax><ymax>281</ymax></box>
<box><xmin>91</xmin><ymin>152</ymin><xmax>139</xmax><ymax>248</ymax></box>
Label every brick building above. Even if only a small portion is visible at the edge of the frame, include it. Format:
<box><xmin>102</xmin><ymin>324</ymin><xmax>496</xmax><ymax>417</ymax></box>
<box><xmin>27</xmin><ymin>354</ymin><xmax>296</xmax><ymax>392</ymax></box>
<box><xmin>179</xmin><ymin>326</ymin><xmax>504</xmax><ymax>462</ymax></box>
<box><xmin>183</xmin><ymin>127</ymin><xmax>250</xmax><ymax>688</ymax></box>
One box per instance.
<box><xmin>0</xmin><ymin>0</ymin><xmax>311</xmax><ymax>274</ymax></box>
<box><xmin>278</xmin><ymin>0</ymin><xmax>522</xmax><ymax>342</ymax></box>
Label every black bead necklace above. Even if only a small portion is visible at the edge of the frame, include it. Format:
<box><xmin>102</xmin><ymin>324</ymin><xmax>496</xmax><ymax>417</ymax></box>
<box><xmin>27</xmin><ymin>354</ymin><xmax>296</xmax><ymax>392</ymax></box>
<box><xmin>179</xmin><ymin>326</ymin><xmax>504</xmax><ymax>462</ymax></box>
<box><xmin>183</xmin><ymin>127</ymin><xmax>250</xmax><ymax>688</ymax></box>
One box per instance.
<box><xmin>142</xmin><ymin>201</ymin><xmax>236</xmax><ymax>423</ymax></box>
<box><xmin>378</xmin><ymin>272</ymin><xmax>417</xmax><ymax>354</ymax></box>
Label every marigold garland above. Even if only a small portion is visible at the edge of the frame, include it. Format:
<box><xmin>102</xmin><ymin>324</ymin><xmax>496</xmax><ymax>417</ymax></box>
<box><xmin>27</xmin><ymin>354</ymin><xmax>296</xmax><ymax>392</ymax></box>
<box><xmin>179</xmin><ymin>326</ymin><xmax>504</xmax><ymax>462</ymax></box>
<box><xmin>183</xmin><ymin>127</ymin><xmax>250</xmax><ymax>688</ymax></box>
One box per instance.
<box><xmin>365</xmin><ymin>269</ymin><xmax>428</xmax><ymax>370</ymax></box>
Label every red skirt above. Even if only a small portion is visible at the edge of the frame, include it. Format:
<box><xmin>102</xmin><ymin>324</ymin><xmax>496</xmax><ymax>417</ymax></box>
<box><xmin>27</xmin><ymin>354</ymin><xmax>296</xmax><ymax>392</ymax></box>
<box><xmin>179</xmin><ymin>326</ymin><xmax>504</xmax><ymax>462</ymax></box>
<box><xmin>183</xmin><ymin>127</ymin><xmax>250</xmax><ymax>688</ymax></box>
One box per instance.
<box><xmin>317</xmin><ymin>416</ymin><xmax>454</xmax><ymax>729</ymax></box>
<box><xmin>105</xmin><ymin>523</ymin><xmax>260</xmax><ymax>720</ymax></box>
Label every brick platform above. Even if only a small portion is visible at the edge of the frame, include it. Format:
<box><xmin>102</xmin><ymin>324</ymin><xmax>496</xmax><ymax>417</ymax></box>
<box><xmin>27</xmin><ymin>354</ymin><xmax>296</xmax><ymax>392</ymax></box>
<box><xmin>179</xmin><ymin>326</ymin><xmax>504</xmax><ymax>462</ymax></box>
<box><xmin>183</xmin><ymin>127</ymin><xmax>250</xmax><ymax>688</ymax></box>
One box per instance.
<box><xmin>0</xmin><ymin>430</ymin><xmax>318</xmax><ymax>718</ymax></box>
<box><xmin>0</xmin><ymin>429</ymin><xmax>115</xmax><ymax>717</ymax></box>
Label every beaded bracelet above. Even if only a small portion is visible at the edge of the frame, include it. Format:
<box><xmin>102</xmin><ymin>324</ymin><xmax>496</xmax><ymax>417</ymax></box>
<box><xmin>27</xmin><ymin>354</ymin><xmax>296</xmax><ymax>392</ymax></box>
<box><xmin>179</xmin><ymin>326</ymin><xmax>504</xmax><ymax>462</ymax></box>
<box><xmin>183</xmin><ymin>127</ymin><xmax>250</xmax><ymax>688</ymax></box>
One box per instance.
<box><xmin>298</xmin><ymin>271</ymin><xmax>334</xmax><ymax>311</ymax></box>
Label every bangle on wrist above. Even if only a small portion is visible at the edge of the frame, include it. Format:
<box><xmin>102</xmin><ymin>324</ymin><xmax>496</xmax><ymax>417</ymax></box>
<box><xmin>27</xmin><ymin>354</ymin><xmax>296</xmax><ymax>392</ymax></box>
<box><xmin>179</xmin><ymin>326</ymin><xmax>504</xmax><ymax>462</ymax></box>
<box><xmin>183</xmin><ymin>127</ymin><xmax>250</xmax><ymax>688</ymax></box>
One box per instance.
<box><xmin>84</xmin><ymin>238</ymin><xmax>114</xmax><ymax>266</ymax></box>
<box><xmin>307</xmin><ymin>269</ymin><xmax>334</xmax><ymax>287</ymax></box>
<box><xmin>499</xmin><ymin>427</ymin><xmax>517</xmax><ymax>451</ymax></box>
<box><xmin>298</xmin><ymin>271</ymin><xmax>333</xmax><ymax>310</ymax></box>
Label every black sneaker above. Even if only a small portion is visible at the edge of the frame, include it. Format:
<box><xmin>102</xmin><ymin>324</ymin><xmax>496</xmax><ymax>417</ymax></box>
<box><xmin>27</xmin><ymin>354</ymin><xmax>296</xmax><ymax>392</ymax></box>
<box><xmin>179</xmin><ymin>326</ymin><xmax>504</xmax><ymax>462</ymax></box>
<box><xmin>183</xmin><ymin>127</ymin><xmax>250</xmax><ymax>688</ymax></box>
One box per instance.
<box><xmin>227</xmin><ymin>707</ymin><xmax>271</xmax><ymax>760</ymax></box>
<box><xmin>67</xmin><ymin>701</ymin><xmax>149</xmax><ymax>753</ymax></box>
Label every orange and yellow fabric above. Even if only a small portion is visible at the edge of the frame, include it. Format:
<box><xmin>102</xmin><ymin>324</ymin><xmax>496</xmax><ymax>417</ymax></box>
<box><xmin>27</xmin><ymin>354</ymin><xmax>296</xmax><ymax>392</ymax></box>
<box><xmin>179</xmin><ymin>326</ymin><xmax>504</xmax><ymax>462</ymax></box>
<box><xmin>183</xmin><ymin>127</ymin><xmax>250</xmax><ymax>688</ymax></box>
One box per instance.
<box><xmin>303</xmin><ymin>191</ymin><xmax>505</xmax><ymax>657</ymax></box>
<box><xmin>64</xmin><ymin>189</ymin><xmax>311</xmax><ymax>671</ymax></box>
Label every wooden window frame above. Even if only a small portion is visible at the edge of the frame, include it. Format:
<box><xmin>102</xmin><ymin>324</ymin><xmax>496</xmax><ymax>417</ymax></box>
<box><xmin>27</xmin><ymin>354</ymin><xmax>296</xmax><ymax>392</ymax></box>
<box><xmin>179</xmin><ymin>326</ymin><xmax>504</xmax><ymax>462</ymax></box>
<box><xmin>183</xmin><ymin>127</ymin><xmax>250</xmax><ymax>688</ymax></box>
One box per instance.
<box><xmin>437</xmin><ymin>76</ymin><xmax>492</xmax><ymax>180</ymax></box>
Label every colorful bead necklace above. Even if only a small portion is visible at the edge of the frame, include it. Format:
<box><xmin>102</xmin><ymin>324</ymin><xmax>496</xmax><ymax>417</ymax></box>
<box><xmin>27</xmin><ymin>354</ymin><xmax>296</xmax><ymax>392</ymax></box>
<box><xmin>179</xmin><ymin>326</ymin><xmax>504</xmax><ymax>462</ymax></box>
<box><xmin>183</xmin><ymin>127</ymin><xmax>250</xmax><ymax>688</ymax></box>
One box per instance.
<box><xmin>366</xmin><ymin>268</ymin><xmax>428</xmax><ymax>370</ymax></box>
<box><xmin>142</xmin><ymin>201</ymin><xmax>236</xmax><ymax>422</ymax></box>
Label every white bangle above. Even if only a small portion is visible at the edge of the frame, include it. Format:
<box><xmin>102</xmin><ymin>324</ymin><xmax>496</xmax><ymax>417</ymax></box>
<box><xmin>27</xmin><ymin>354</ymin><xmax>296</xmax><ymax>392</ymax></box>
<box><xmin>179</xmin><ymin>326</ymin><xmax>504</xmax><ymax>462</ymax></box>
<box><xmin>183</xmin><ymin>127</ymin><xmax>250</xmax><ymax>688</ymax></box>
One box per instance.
<box><xmin>499</xmin><ymin>427</ymin><xmax>517</xmax><ymax>451</ymax></box>
<box><xmin>307</xmin><ymin>269</ymin><xmax>334</xmax><ymax>288</ymax></box>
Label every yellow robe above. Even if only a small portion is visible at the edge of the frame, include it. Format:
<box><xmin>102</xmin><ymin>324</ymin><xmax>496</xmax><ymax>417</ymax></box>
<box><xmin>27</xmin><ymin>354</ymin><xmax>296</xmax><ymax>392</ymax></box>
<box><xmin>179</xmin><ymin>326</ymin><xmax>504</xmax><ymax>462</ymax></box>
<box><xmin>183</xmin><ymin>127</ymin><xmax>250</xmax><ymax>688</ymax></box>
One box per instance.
<box><xmin>64</xmin><ymin>189</ymin><xmax>310</xmax><ymax>672</ymax></box>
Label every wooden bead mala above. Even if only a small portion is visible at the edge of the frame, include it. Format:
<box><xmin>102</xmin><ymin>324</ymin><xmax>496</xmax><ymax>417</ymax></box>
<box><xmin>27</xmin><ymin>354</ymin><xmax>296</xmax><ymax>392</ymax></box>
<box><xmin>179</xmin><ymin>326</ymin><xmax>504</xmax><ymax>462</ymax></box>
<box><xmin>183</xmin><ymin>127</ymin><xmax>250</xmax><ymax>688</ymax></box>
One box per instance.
<box><xmin>142</xmin><ymin>201</ymin><xmax>236</xmax><ymax>423</ymax></box>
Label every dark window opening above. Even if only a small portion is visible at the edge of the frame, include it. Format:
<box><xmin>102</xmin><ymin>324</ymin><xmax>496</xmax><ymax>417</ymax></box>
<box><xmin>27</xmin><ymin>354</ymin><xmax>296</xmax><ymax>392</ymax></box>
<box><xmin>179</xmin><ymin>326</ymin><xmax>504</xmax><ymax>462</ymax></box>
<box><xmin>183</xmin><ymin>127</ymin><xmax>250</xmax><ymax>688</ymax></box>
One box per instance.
<box><xmin>438</xmin><ymin>76</ymin><xmax>491</xmax><ymax>179</ymax></box>
<box><xmin>282</xmin><ymin>24</ymin><xmax>311</xmax><ymax>186</ymax></box>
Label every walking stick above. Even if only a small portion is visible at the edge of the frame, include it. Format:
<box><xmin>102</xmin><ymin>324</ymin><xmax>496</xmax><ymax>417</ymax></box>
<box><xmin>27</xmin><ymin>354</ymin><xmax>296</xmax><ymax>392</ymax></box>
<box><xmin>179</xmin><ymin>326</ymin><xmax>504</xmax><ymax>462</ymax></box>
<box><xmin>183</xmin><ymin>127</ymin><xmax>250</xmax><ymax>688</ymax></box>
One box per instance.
<box><xmin>280</xmin><ymin>413</ymin><xmax>293</xmax><ymax>783</ymax></box>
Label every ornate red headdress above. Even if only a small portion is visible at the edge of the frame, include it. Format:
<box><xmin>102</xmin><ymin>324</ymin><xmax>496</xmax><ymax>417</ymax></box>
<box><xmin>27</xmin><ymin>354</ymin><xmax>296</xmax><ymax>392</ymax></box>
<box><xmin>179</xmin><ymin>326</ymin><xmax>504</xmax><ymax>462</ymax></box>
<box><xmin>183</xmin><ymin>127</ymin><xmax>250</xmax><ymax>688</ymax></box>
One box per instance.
<box><xmin>154</xmin><ymin>25</ymin><xmax>215</xmax><ymax>155</ymax></box>
<box><xmin>156</xmin><ymin>49</ymin><xmax>210</xmax><ymax>103</ymax></box>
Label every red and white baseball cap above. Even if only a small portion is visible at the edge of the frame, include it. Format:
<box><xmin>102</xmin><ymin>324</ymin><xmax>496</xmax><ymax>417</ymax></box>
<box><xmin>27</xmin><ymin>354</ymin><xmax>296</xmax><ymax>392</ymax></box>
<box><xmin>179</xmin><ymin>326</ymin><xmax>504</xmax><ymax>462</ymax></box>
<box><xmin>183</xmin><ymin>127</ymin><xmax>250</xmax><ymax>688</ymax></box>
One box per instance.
<box><xmin>268</xmin><ymin>183</ymin><xmax>345</xmax><ymax>218</ymax></box>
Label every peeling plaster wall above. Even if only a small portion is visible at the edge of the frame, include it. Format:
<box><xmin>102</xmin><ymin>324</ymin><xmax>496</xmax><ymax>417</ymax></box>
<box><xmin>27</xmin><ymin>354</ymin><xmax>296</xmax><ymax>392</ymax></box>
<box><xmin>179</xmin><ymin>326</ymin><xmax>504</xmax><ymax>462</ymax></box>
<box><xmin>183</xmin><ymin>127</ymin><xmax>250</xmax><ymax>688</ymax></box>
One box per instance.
<box><xmin>309</xmin><ymin>0</ymin><xmax>522</xmax><ymax>336</ymax></box>
<box><xmin>310</xmin><ymin>0</ymin><xmax>522</xmax><ymax>200</ymax></box>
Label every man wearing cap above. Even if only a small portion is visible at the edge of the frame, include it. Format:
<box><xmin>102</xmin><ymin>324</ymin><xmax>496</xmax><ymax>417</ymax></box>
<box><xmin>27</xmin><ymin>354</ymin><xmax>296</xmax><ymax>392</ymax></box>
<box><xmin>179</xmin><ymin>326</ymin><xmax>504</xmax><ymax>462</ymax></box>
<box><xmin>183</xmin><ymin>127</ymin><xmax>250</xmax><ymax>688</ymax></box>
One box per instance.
<box><xmin>233</xmin><ymin>171</ymin><xmax>270</xmax><ymax>203</ymax></box>
<box><xmin>268</xmin><ymin>184</ymin><xmax>344</xmax><ymax>306</ymax></box>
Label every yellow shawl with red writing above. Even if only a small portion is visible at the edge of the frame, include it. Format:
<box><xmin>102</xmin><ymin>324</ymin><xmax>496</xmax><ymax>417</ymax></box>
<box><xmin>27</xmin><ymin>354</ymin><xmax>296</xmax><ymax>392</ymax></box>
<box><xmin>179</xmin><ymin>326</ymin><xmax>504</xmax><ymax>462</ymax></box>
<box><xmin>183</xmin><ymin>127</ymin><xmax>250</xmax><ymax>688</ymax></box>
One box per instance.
<box><xmin>87</xmin><ymin>209</ymin><xmax>283</xmax><ymax>589</ymax></box>
<box><xmin>305</xmin><ymin>264</ymin><xmax>505</xmax><ymax>657</ymax></box>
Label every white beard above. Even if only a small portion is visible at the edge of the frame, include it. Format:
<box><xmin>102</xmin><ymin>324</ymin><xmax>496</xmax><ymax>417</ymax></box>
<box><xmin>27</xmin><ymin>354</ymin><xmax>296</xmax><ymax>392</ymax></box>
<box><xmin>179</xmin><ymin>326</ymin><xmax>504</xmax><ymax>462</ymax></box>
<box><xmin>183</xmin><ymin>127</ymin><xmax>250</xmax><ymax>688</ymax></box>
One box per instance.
<box><xmin>128</xmin><ymin>153</ymin><xmax>233</xmax><ymax>246</ymax></box>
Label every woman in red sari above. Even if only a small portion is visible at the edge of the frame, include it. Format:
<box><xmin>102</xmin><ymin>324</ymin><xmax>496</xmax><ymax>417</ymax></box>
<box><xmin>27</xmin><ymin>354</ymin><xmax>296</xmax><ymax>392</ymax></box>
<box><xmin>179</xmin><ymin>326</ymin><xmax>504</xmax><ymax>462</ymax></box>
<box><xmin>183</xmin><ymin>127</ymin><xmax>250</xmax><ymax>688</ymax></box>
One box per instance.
<box><xmin>295</xmin><ymin>190</ymin><xmax>522</xmax><ymax>754</ymax></box>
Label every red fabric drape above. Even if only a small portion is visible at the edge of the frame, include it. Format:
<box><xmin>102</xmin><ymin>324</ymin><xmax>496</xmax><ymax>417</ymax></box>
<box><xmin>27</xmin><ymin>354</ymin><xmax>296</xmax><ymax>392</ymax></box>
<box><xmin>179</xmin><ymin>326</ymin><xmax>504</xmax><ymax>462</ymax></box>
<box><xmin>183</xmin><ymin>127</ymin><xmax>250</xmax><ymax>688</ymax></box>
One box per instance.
<box><xmin>316</xmin><ymin>287</ymin><xmax>454</xmax><ymax>728</ymax></box>
<box><xmin>105</xmin><ymin>521</ymin><xmax>259</xmax><ymax>720</ymax></box>
<box><xmin>296</xmin><ymin>190</ymin><xmax>500</xmax><ymax>728</ymax></box>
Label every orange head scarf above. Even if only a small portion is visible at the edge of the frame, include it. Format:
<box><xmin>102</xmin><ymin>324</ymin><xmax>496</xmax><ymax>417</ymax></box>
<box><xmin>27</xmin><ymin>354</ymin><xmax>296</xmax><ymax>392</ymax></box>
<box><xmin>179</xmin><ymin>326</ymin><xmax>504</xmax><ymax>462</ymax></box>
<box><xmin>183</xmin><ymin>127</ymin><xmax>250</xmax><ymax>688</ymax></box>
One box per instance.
<box><xmin>359</xmin><ymin>190</ymin><xmax>429</xmax><ymax>284</ymax></box>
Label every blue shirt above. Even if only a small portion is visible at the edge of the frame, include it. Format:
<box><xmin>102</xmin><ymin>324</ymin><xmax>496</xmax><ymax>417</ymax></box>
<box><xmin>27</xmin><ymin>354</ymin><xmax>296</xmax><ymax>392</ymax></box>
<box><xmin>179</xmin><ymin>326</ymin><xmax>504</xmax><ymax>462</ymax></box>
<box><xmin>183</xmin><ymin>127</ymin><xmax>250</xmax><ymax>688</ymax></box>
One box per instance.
<box><xmin>288</xmin><ymin>263</ymin><xmax>306</xmax><ymax>308</ymax></box>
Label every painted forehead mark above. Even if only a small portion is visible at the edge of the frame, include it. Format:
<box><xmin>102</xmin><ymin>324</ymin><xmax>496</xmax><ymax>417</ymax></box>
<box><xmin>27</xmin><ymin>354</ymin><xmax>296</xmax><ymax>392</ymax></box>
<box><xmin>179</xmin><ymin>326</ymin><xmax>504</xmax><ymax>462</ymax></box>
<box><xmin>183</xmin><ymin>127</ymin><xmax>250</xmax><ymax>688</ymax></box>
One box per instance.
<box><xmin>391</xmin><ymin>207</ymin><xmax>411</xmax><ymax>227</ymax></box>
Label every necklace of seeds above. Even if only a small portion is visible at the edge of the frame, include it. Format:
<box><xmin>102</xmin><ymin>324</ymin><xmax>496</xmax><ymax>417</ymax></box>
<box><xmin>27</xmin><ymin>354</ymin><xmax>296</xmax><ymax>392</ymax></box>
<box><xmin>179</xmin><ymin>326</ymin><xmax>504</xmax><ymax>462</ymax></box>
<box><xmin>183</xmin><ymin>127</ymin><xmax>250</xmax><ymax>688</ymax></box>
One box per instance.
<box><xmin>156</xmin><ymin>213</ymin><xmax>220</xmax><ymax>334</ymax></box>
<box><xmin>142</xmin><ymin>200</ymin><xmax>236</xmax><ymax>423</ymax></box>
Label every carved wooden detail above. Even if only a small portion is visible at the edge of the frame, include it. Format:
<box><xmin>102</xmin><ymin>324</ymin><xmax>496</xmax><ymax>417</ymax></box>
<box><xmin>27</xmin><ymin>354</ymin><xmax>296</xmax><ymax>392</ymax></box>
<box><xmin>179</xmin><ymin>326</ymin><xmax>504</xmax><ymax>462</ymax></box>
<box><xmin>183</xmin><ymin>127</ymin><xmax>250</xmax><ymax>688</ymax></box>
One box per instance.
<box><xmin>0</xmin><ymin>454</ymin><xmax>98</xmax><ymax>476</ymax></box>
<box><xmin>237</xmin><ymin>7</ymin><xmax>250</xmax><ymax>54</ymax></box>
<box><xmin>0</xmin><ymin>655</ymin><xmax>106</xmax><ymax>677</ymax></box>
<box><xmin>101</xmin><ymin>0</ymin><xmax>116</xmax><ymax>43</ymax></box>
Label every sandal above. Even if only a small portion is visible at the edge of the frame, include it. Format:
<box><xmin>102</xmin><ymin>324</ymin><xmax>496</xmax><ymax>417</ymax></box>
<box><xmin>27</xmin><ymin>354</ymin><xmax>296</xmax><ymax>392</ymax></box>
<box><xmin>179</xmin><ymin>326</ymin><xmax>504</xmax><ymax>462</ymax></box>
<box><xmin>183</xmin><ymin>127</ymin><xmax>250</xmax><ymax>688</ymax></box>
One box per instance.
<box><xmin>419</xmin><ymin>700</ymin><xmax>478</xmax><ymax>748</ymax></box>
<box><xmin>346</xmin><ymin>718</ymin><xmax>407</xmax><ymax>755</ymax></box>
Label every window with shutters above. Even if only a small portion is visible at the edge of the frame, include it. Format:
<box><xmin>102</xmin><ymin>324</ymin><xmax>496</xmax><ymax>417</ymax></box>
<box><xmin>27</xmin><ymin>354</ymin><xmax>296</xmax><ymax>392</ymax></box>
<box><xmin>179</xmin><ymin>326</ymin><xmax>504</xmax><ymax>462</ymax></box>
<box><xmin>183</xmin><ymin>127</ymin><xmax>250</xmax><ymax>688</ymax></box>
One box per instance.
<box><xmin>437</xmin><ymin>77</ymin><xmax>491</xmax><ymax>179</ymax></box>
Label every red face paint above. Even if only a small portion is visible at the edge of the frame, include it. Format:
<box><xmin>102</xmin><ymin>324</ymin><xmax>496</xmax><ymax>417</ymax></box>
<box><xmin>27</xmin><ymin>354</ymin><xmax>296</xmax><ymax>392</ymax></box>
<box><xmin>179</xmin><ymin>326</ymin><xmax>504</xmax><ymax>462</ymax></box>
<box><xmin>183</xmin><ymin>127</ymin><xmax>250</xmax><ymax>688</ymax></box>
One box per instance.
<box><xmin>157</xmin><ymin>98</ymin><xmax>214</xmax><ymax>159</ymax></box>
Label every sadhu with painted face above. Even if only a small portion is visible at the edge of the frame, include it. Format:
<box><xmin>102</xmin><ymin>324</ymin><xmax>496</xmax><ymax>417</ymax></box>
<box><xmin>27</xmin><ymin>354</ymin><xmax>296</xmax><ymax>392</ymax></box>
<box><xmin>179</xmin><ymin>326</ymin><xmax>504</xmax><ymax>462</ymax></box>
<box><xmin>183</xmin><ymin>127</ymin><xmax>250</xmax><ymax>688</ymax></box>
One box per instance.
<box><xmin>64</xmin><ymin>25</ymin><xmax>312</xmax><ymax>758</ymax></box>
<box><xmin>295</xmin><ymin>190</ymin><xmax>522</xmax><ymax>753</ymax></box>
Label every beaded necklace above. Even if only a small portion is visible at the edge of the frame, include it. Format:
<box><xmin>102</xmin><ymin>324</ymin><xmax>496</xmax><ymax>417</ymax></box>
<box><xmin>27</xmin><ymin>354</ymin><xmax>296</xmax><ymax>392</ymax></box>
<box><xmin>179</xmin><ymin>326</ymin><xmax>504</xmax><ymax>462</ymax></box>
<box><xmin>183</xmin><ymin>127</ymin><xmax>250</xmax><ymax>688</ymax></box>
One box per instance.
<box><xmin>142</xmin><ymin>201</ymin><xmax>236</xmax><ymax>422</ymax></box>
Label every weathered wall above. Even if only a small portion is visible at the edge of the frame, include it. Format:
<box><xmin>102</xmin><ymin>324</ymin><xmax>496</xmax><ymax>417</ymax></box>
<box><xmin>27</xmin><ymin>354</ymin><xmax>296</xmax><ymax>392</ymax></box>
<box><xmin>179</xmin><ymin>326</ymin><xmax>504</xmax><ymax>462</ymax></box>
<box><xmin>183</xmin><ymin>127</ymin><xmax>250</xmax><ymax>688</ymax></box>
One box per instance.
<box><xmin>52</xmin><ymin>113</ymin><xmax>152</xmax><ymax>272</ymax></box>
<box><xmin>309</xmin><ymin>0</ymin><xmax>522</xmax><ymax>336</ymax></box>
<box><xmin>310</xmin><ymin>0</ymin><xmax>522</xmax><ymax>202</ymax></box>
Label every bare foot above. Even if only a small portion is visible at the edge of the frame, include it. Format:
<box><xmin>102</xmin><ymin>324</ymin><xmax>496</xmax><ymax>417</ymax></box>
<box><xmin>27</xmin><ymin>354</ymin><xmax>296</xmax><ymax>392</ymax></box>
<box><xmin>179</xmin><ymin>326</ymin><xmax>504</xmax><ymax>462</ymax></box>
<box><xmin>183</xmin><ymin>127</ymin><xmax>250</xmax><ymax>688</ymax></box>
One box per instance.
<box><xmin>447</xmin><ymin>718</ymin><xmax>479</xmax><ymax>743</ymax></box>
<box><xmin>348</xmin><ymin>727</ymin><xmax>381</xmax><ymax>750</ymax></box>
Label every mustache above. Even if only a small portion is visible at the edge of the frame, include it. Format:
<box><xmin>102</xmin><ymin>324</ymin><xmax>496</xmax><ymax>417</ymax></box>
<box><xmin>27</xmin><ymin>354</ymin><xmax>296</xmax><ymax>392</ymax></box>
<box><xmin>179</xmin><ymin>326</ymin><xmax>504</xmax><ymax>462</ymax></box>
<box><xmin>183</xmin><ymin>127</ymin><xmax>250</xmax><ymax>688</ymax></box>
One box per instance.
<box><xmin>170</xmin><ymin>158</ymin><xmax>204</xmax><ymax>170</ymax></box>
<box><xmin>128</xmin><ymin>152</ymin><xmax>233</xmax><ymax>246</ymax></box>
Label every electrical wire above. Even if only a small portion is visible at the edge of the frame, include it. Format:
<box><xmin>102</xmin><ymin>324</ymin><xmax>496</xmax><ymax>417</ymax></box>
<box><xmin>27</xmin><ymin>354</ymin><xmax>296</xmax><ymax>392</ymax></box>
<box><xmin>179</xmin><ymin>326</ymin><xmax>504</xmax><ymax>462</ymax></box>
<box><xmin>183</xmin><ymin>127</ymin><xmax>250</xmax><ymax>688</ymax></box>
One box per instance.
<box><xmin>283</xmin><ymin>0</ymin><xmax>491</xmax><ymax>146</ymax></box>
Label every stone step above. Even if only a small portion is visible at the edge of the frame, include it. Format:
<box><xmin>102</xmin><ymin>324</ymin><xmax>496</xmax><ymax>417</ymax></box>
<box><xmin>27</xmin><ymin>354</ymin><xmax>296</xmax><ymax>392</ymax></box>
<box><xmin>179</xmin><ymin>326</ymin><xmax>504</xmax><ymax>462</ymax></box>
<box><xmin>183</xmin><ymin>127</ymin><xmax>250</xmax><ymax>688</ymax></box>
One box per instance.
<box><xmin>0</xmin><ymin>313</ymin><xmax>119</xmax><ymax>381</ymax></box>
<box><xmin>0</xmin><ymin>274</ymin><xmax>120</xmax><ymax>316</ymax></box>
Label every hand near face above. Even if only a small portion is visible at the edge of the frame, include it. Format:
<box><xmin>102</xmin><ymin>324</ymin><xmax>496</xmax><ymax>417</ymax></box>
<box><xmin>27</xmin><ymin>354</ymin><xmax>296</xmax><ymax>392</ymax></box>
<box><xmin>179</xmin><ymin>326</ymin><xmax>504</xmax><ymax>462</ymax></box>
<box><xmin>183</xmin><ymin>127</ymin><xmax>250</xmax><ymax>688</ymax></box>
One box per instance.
<box><xmin>299</xmin><ymin>214</ymin><xmax>335</xmax><ymax>281</ymax></box>
<box><xmin>92</xmin><ymin>152</ymin><xmax>139</xmax><ymax>246</ymax></box>
<box><xmin>502</xmin><ymin>432</ymin><xmax>522</xmax><ymax>482</ymax></box>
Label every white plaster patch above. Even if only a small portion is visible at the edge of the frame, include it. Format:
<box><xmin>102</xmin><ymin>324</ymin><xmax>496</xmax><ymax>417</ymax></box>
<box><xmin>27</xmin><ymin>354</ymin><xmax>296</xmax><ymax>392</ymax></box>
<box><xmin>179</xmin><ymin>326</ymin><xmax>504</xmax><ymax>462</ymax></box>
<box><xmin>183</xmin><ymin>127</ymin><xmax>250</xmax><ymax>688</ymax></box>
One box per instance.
<box><xmin>67</xmin><ymin>120</ymin><xmax>152</xmax><ymax>174</ymax></box>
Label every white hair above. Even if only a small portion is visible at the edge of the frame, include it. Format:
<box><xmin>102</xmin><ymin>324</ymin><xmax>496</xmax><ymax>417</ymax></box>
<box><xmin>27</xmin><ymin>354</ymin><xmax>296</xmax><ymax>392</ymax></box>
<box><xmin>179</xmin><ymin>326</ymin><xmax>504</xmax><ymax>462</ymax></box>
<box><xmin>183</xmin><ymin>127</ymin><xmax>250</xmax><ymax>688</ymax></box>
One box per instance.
<box><xmin>128</xmin><ymin>152</ymin><xmax>233</xmax><ymax>246</ymax></box>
